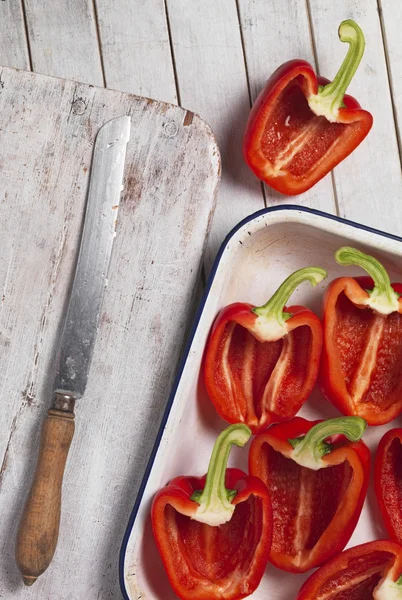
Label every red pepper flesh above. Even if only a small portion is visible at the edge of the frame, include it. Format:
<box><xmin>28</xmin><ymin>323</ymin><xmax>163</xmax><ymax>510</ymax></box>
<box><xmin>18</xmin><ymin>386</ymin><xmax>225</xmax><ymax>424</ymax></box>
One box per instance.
<box><xmin>321</xmin><ymin>247</ymin><xmax>402</xmax><ymax>425</ymax></box>
<box><xmin>204</xmin><ymin>267</ymin><xmax>326</xmax><ymax>434</ymax></box>
<box><xmin>249</xmin><ymin>416</ymin><xmax>369</xmax><ymax>573</ymax></box>
<box><xmin>375</xmin><ymin>428</ymin><xmax>402</xmax><ymax>544</ymax></box>
<box><xmin>296</xmin><ymin>540</ymin><xmax>402</xmax><ymax>599</ymax></box>
<box><xmin>151</xmin><ymin>425</ymin><xmax>272</xmax><ymax>600</ymax></box>
<box><xmin>243</xmin><ymin>20</ymin><xmax>373</xmax><ymax>195</ymax></box>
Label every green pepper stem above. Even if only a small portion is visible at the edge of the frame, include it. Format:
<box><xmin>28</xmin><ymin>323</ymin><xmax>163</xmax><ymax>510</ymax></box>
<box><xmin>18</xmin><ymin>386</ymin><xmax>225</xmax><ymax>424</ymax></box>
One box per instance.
<box><xmin>252</xmin><ymin>267</ymin><xmax>327</xmax><ymax>325</ymax></box>
<box><xmin>308</xmin><ymin>20</ymin><xmax>365</xmax><ymax>121</ymax></box>
<box><xmin>289</xmin><ymin>417</ymin><xmax>367</xmax><ymax>470</ymax></box>
<box><xmin>319</xmin><ymin>20</ymin><xmax>365</xmax><ymax>111</ymax></box>
<box><xmin>336</xmin><ymin>246</ymin><xmax>400</xmax><ymax>313</ymax></box>
<box><xmin>190</xmin><ymin>424</ymin><xmax>251</xmax><ymax>526</ymax></box>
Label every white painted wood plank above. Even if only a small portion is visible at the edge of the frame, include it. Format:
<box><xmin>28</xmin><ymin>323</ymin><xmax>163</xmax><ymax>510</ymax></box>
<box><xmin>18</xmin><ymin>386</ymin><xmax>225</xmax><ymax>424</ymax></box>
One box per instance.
<box><xmin>308</xmin><ymin>0</ymin><xmax>402</xmax><ymax>233</ymax></box>
<box><xmin>166</xmin><ymin>0</ymin><xmax>265</xmax><ymax>272</ymax></box>
<box><xmin>0</xmin><ymin>0</ymin><xmax>30</xmax><ymax>69</ymax></box>
<box><xmin>23</xmin><ymin>0</ymin><xmax>104</xmax><ymax>85</ymax></box>
<box><xmin>0</xmin><ymin>66</ymin><xmax>219</xmax><ymax>599</ymax></box>
<box><xmin>237</xmin><ymin>0</ymin><xmax>337</xmax><ymax>213</ymax></box>
<box><xmin>96</xmin><ymin>0</ymin><xmax>177</xmax><ymax>104</ymax></box>
<box><xmin>379</xmin><ymin>0</ymin><xmax>402</xmax><ymax>150</ymax></box>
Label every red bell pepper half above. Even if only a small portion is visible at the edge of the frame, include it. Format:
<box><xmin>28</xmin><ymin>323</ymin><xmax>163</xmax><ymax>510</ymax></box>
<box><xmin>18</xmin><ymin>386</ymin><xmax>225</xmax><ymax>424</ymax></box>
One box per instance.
<box><xmin>204</xmin><ymin>266</ymin><xmax>326</xmax><ymax>434</ymax></box>
<box><xmin>243</xmin><ymin>20</ymin><xmax>373</xmax><ymax>195</ymax></box>
<box><xmin>249</xmin><ymin>416</ymin><xmax>369</xmax><ymax>573</ymax></box>
<box><xmin>375</xmin><ymin>428</ymin><xmax>402</xmax><ymax>544</ymax></box>
<box><xmin>296</xmin><ymin>540</ymin><xmax>402</xmax><ymax>599</ymax></box>
<box><xmin>321</xmin><ymin>246</ymin><xmax>402</xmax><ymax>425</ymax></box>
<box><xmin>151</xmin><ymin>424</ymin><xmax>272</xmax><ymax>600</ymax></box>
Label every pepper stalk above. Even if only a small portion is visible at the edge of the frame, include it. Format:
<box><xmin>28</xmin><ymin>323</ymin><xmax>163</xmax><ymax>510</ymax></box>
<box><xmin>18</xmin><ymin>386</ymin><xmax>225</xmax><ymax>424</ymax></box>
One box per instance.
<box><xmin>288</xmin><ymin>416</ymin><xmax>367</xmax><ymax>471</ymax></box>
<box><xmin>308</xmin><ymin>20</ymin><xmax>365</xmax><ymax>122</ymax></box>
<box><xmin>336</xmin><ymin>246</ymin><xmax>401</xmax><ymax>315</ymax></box>
<box><xmin>251</xmin><ymin>267</ymin><xmax>327</xmax><ymax>342</ymax></box>
<box><xmin>190</xmin><ymin>424</ymin><xmax>251</xmax><ymax>526</ymax></box>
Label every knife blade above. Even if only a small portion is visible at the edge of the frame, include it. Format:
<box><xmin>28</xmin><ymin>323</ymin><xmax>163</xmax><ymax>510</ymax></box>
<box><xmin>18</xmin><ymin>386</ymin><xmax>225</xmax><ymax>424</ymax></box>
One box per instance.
<box><xmin>54</xmin><ymin>115</ymin><xmax>130</xmax><ymax>400</ymax></box>
<box><xmin>15</xmin><ymin>115</ymin><xmax>131</xmax><ymax>586</ymax></box>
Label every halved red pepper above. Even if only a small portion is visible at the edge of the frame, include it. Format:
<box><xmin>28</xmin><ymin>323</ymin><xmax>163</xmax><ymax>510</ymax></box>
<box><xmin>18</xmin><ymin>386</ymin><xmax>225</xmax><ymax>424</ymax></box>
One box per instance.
<box><xmin>249</xmin><ymin>416</ymin><xmax>369</xmax><ymax>573</ymax></box>
<box><xmin>204</xmin><ymin>267</ymin><xmax>326</xmax><ymax>434</ymax></box>
<box><xmin>243</xmin><ymin>20</ymin><xmax>373</xmax><ymax>195</ymax></box>
<box><xmin>321</xmin><ymin>246</ymin><xmax>402</xmax><ymax>425</ymax></box>
<box><xmin>375</xmin><ymin>428</ymin><xmax>402</xmax><ymax>544</ymax></box>
<box><xmin>151</xmin><ymin>424</ymin><xmax>272</xmax><ymax>600</ymax></box>
<box><xmin>296</xmin><ymin>540</ymin><xmax>402</xmax><ymax>599</ymax></box>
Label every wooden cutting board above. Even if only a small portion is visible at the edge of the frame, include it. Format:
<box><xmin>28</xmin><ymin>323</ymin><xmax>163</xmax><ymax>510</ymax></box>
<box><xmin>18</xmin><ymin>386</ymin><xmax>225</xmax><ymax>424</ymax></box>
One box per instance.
<box><xmin>0</xmin><ymin>66</ymin><xmax>220</xmax><ymax>598</ymax></box>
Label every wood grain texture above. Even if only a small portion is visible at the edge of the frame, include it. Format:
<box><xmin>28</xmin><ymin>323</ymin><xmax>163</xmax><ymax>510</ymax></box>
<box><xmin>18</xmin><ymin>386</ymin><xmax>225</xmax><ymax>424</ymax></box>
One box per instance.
<box><xmin>0</xmin><ymin>0</ymin><xmax>30</xmax><ymax>69</ymax></box>
<box><xmin>308</xmin><ymin>0</ymin><xmax>402</xmax><ymax>233</ymax></box>
<box><xmin>16</xmin><ymin>408</ymin><xmax>75</xmax><ymax>586</ymax></box>
<box><xmin>2</xmin><ymin>2</ymin><xmax>402</xmax><ymax>599</ymax></box>
<box><xmin>166</xmin><ymin>0</ymin><xmax>265</xmax><ymax>272</ymax></box>
<box><xmin>379</xmin><ymin>0</ymin><xmax>402</xmax><ymax>157</ymax></box>
<box><xmin>23</xmin><ymin>0</ymin><xmax>104</xmax><ymax>85</ymax></box>
<box><xmin>96</xmin><ymin>0</ymin><xmax>177</xmax><ymax>104</ymax></box>
<box><xmin>237</xmin><ymin>0</ymin><xmax>337</xmax><ymax>213</ymax></box>
<box><xmin>0</xmin><ymin>66</ymin><xmax>219</xmax><ymax>599</ymax></box>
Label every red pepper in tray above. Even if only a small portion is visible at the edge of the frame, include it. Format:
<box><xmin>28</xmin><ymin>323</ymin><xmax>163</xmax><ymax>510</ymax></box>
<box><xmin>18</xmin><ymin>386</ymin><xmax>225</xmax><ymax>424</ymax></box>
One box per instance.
<box><xmin>321</xmin><ymin>246</ymin><xmax>402</xmax><ymax>425</ymax></box>
<box><xmin>296</xmin><ymin>540</ymin><xmax>402</xmax><ymax>599</ymax></box>
<box><xmin>375</xmin><ymin>428</ymin><xmax>402</xmax><ymax>544</ymax></box>
<box><xmin>249</xmin><ymin>416</ymin><xmax>369</xmax><ymax>573</ymax></box>
<box><xmin>243</xmin><ymin>20</ymin><xmax>373</xmax><ymax>195</ymax></box>
<box><xmin>151</xmin><ymin>424</ymin><xmax>272</xmax><ymax>600</ymax></box>
<box><xmin>204</xmin><ymin>266</ymin><xmax>326</xmax><ymax>434</ymax></box>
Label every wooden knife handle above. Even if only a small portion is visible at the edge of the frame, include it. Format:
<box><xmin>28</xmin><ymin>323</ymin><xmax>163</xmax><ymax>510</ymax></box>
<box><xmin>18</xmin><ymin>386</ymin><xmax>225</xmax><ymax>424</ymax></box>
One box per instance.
<box><xmin>15</xmin><ymin>407</ymin><xmax>75</xmax><ymax>585</ymax></box>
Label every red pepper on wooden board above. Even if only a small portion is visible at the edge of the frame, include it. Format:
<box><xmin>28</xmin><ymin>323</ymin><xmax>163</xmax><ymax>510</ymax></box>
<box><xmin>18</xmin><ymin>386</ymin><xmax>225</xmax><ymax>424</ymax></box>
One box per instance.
<box><xmin>204</xmin><ymin>267</ymin><xmax>326</xmax><ymax>434</ymax></box>
<box><xmin>243</xmin><ymin>20</ymin><xmax>373</xmax><ymax>195</ymax></box>
<box><xmin>296</xmin><ymin>540</ymin><xmax>402</xmax><ymax>599</ymax></box>
<box><xmin>249</xmin><ymin>416</ymin><xmax>369</xmax><ymax>573</ymax></box>
<box><xmin>151</xmin><ymin>424</ymin><xmax>272</xmax><ymax>600</ymax></box>
<box><xmin>375</xmin><ymin>428</ymin><xmax>402</xmax><ymax>544</ymax></box>
<box><xmin>320</xmin><ymin>246</ymin><xmax>402</xmax><ymax>425</ymax></box>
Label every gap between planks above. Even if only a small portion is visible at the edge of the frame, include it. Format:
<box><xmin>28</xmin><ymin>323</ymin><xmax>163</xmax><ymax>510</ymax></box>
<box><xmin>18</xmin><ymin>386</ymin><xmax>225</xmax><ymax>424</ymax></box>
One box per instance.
<box><xmin>234</xmin><ymin>0</ymin><xmax>267</xmax><ymax>207</ymax></box>
<box><xmin>376</xmin><ymin>0</ymin><xmax>402</xmax><ymax>174</ymax></box>
<box><xmin>163</xmin><ymin>0</ymin><xmax>182</xmax><ymax>106</ymax></box>
<box><xmin>20</xmin><ymin>0</ymin><xmax>33</xmax><ymax>71</ymax></box>
<box><xmin>91</xmin><ymin>0</ymin><xmax>107</xmax><ymax>87</ymax></box>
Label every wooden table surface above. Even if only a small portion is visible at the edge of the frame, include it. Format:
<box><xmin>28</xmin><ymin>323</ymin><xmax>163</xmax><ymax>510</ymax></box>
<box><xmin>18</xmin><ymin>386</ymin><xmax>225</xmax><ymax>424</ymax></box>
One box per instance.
<box><xmin>1</xmin><ymin>1</ymin><xmax>402</xmax><ymax>599</ymax></box>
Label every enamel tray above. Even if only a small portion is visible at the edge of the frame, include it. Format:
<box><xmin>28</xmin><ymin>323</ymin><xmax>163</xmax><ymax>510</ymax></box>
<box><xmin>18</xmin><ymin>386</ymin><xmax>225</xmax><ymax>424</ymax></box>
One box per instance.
<box><xmin>120</xmin><ymin>205</ymin><xmax>402</xmax><ymax>600</ymax></box>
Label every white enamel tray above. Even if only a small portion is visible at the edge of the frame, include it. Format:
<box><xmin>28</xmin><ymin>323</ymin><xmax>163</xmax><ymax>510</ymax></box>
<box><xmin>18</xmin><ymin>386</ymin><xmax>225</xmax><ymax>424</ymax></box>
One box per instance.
<box><xmin>120</xmin><ymin>206</ymin><xmax>402</xmax><ymax>600</ymax></box>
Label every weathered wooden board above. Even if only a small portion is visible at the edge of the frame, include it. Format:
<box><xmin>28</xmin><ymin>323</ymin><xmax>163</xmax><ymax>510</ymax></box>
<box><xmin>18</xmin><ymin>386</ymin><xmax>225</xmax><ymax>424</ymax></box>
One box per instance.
<box><xmin>0</xmin><ymin>66</ymin><xmax>219</xmax><ymax>599</ymax></box>
<box><xmin>166</xmin><ymin>0</ymin><xmax>266</xmax><ymax>272</ymax></box>
<box><xmin>0</xmin><ymin>1</ymin><xmax>30</xmax><ymax>70</ymax></box>
<box><xmin>23</xmin><ymin>0</ymin><xmax>104</xmax><ymax>85</ymax></box>
<box><xmin>96</xmin><ymin>0</ymin><xmax>177</xmax><ymax>104</ymax></box>
<box><xmin>380</xmin><ymin>0</ymin><xmax>402</xmax><ymax>155</ymax></box>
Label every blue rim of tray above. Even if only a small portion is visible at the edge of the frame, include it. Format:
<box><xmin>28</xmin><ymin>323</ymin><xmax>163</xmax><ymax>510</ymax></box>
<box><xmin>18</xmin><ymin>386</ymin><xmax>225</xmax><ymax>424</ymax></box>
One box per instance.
<box><xmin>119</xmin><ymin>204</ymin><xmax>402</xmax><ymax>599</ymax></box>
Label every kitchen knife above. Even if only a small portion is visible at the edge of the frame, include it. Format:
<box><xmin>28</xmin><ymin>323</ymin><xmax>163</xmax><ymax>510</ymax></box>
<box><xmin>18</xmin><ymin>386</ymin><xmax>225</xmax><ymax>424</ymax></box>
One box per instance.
<box><xmin>15</xmin><ymin>115</ymin><xmax>131</xmax><ymax>585</ymax></box>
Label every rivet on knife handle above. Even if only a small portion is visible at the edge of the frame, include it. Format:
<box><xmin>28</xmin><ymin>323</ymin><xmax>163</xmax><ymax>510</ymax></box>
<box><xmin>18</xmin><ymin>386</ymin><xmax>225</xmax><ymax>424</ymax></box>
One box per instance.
<box><xmin>15</xmin><ymin>115</ymin><xmax>131</xmax><ymax>584</ymax></box>
<box><xmin>15</xmin><ymin>395</ymin><xmax>75</xmax><ymax>585</ymax></box>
